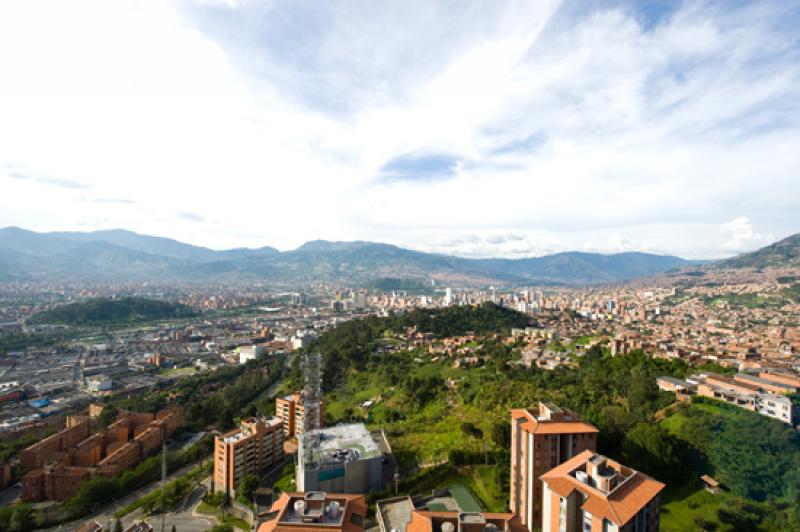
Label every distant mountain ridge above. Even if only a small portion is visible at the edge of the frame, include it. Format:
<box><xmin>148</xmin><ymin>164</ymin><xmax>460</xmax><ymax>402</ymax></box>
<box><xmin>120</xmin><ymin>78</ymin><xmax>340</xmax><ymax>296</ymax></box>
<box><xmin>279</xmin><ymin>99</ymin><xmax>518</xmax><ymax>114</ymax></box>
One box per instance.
<box><xmin>0</xmin><ymin>226</ymin><xmax>692</xmax><ymax>285</ymax></box>
<box><xmin>714</xmin><ymin>233</ymin><xmax>800</xmax><ymax>269</ymax></box>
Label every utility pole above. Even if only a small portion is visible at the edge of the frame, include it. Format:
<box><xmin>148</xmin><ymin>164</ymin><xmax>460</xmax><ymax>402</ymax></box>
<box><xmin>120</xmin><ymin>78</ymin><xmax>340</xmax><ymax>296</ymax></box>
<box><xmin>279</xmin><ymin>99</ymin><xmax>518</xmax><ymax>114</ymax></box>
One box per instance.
<box><xmin>161</xmin><ymin>440</ymin><xmax>167</xmax><ymax>532</ymax></box>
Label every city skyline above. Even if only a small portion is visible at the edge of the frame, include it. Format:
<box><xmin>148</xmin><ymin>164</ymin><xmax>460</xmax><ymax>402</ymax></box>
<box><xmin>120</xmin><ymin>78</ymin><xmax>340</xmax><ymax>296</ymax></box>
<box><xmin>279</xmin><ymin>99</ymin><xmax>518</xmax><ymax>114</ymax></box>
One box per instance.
<box><xmin>1</xmin><ymin>1</ymin><xmax>799</xmax><ymax>259</ymax></box>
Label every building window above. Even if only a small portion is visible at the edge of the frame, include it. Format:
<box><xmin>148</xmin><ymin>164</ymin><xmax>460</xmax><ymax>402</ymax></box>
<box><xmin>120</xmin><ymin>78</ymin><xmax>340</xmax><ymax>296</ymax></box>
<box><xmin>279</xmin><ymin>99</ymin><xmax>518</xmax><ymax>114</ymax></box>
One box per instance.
<box><xmin>583</xmin><ymin>511</ymin><xmax>592</xmax><ymax>532</ymax></box>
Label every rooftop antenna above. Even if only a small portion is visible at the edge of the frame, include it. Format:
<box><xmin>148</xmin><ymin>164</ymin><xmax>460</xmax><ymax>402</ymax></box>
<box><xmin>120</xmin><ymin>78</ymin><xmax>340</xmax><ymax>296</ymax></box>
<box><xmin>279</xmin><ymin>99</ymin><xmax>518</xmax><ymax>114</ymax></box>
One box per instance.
<box><xmin>161</xmin><ymin>440</ymin><xmax>167</xmax><ymax>532</ymax></box>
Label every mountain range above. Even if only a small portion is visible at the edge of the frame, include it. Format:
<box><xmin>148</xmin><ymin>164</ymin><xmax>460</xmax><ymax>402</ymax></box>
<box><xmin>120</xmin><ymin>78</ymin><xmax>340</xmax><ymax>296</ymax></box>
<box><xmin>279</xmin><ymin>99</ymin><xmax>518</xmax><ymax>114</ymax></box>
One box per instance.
<box><xmin>0</xmin><ymin>226</ymin><xmax>708</xmax><ymax>286</ymax></box>
<box><xmin>714</xmin><ymin>233</ymin><xmax>800</xmax><ymax>270</ymax></box>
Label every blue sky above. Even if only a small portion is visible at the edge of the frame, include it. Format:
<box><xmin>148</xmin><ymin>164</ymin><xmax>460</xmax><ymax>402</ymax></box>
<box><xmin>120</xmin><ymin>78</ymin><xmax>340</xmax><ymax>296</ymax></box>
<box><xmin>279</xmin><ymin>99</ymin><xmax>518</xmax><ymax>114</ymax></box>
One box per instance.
<box><xmin>0</xmin><ymin>0</ymin><xmax>798</xmax><ymax>259</ymax></box>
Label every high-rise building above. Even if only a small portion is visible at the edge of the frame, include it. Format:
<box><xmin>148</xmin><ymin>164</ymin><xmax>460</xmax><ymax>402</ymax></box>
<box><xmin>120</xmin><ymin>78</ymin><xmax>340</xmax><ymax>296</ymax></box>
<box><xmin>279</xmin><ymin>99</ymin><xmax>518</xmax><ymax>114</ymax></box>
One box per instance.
<box><xmin>214</xmin><ymin>416</ymin><xmax>284</xmax><ymax>497</ymax></box>
<box><xmin>540</xmin><ymin>450</ymin><xmax>664</xmax><ymax>532</ymax></box>
<box><xmin>510</xmin><ymin>402</ymin><xmax>599</xmax><ymax>532</ymax></box>
<box><xmin>276</xmin><ymin>392</ymin><xmax>325</xmax><ymax>439</ymax></box>
<box><xmin>297</xmin><ymin>423</ymin><xmax>388</xmax><ymax>494</ymax></box>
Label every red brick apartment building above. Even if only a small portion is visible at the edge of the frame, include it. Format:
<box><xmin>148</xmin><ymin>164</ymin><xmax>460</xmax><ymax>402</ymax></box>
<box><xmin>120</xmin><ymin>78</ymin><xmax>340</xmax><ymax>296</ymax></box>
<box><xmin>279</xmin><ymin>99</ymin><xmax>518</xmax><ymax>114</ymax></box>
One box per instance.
<box><xmin>0</xmin><ymin>461</ymin><xmax>12</xmax><ymax>490</ymax></box>
<box><xmin>510</xmin><ymin>402</ymin><xmax>599</xmax><ymax>532</ymax></box>
<box><xmin>20</xmin><ymin>407</ymin><xmax>181</xmax><ymax>501</ymax></box>
<box><xmin>214</xmin><ymin>416</ymin><xmax>284</xmax><ymax>497</ymax></box>
<box><xmin>540</xmin><ymin>451</ymin><xmax>664</xmax><ymax>532</ymax></box>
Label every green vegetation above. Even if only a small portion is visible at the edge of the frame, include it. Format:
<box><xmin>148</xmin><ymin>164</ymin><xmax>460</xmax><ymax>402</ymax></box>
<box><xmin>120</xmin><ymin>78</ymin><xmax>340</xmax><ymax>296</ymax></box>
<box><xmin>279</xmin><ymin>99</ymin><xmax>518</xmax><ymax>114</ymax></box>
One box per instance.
<box><xmin>0</xmin><ymin>330</ymin><xmax>74</xmax><ymax>352</ymax></box>
<box><xmin>716</xmin><ymin>233</ymin><xmax>800</xmax><ymax>269</ymax></box>
<box><xmin>308</xmin><ymin>303</ymin><xmax>799</xmax><ymax>530</ymax></box>
<box><xmin>273</xmin><ymin>461</ymin><xmax>297</xmax><ymax>495</ymax></box>
<box><xmin>662</xmin><ymin>398</ymin><xmax>800</xmax><ymax>502</ymax></box>
<box><xmin>199</xmin><ymin>492</ymin><xmax>250</xmax><ymax>530</ymax></box>
<box><xmin>114</xmin><ymin>461</ymin><xmax>211</xmax><ymax>518</ymax></box>
<box><xmin>0</xmin><ymin>502</ymin><xmax>34</xmax><ymax>532</ymax></box>
<box><xmin>305</xmin><ymin>302</ymin><xmax>530</xmax><ymax>391</ymax></box>
<box><xmin>366</xmin><ymin>278</ymin><xmax>434</xmax><ymax>293</ymax></box>
<box><xmin>0</xmin><ymin>433</ymin><xmax>40</xmax><ymax>463</ymax></box>
<box><xmin>28</xmin><ymin>297</ymin><xmax>198</xmax><ymax>326</ymax></box>
<box><xmin>60</xmin><ymin>435</ymin><xmax>213</xmax><ymax>520</ymax></box>
<box><xmin>703</xmin><ymin>293</ymin><xmax>787</xmax><ymax>309</ymax></box>
<box><xmin>103</xmin><ymin>353</ymin><xmax>288</xmax><ymax>432</ymax></box>
<box><xmin>236</xmin><ymin>474</ymin><xmax>259</xmax><ymax>506</ymax></box>
<box><xmin>660</xmin><ymin>482</ymin><xmax>733</xmax><ymax>532</ymax></box>
<box><xmin>780</xmin><ymin>283</ymin><xmax>800</xmax><ymax>303</ymax></box>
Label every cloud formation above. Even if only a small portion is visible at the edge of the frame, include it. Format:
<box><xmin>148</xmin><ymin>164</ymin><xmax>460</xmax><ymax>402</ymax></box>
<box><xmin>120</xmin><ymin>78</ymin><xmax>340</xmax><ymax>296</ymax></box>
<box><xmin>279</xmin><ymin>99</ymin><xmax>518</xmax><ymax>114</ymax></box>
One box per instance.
<box><xmin>0</xmin><ymin>0</ymin><xmax>798</xmax><ymax>259</ymax></box>
<box><xmin>4</xmin><ymin>164</ymin><xmax>90</xmax><ymax>190</ymax></box>
<box><xmin>720</xmin><ymin>216</ymin><xmax>774</xmax><ymax>252</ymax></box>
<box><xmin>178</xmin><ymin>212</ymin><xmax>206</xmax><ymax>222</ymax></box>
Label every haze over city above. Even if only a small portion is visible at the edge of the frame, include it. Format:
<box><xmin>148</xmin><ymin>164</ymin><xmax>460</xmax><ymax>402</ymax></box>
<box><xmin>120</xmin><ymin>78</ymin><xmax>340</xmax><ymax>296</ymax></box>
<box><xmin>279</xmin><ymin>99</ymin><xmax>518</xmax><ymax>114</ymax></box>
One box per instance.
<box><xmin>1</xmin><ymin>0</ymin><xmax>799</xmax><ymax>259</ymax></box>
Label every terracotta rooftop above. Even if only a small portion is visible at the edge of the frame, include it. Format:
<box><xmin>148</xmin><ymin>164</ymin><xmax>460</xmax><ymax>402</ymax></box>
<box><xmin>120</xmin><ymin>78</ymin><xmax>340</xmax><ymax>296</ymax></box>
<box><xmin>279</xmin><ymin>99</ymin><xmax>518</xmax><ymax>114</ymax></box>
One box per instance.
<box><xmin>406</xmin><ymin>510</ymin><xmax>527</xmax><ymax>532</ymax></box>
<box><xmin>540</xmin><ymin>450</ymin><xmax>665</xmax><ymax>526</ymax></box>
<box><xmin>510</xmin><ymin>404</ymin><xmax>599</xmax><ymax>435</ymax></box>
<box><xmin>258</xmin><ymin>492</ymin><xmax>367</xmax><ymax>532</ymax></box>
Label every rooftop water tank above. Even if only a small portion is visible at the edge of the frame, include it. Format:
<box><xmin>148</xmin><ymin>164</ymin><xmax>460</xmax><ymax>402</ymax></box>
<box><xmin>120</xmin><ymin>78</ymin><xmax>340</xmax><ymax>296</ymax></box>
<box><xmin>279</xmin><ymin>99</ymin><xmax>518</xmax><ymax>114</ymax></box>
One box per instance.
<box><xmin>294</xmin><ymin>500</ymin><xmax>306</xmax><ymax>514</ymax></box>
<box><xmin>329</xmin><ymin>500</ymin><xmax>341</xmax><ymax>518</ymax></box>
<box><xmin>442</xmin><ymin>522</ymin><xmax>455</xmax><ymax>532</ymax></box>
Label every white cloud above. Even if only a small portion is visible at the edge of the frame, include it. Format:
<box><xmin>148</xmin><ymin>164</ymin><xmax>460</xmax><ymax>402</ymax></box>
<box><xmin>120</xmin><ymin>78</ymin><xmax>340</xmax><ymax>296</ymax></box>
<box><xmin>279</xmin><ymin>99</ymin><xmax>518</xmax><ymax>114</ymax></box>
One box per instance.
<box><xmin>720</xmin><ymin>217</ymin><xmax>774</xmax><ymax>253</ymax></box>
<box><xmin>0</xmin><ymin>0</ymin><xmax>797</xmax><ymax>258</ymax></box>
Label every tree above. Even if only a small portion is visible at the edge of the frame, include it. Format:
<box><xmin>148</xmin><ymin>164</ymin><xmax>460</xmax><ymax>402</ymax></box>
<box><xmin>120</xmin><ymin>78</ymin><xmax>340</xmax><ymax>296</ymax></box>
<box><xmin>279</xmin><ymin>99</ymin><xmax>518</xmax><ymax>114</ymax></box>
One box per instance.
<box><xmin>216</xmin><ymin>406</ymin><xmax>235</xmax><ymax>431</ymax></box>
<box><xmin>96</xmin><ymin>404</ymin><xmax>119</xmax><ymax>429</ymax></box>
<box><xmin>171</xmin><ymin>526</ymin><xmax>177</xmax><ymax>532</ymax></box>
<box><xmin>8</xmin><ymin>503</ymin><xmax>34</xmax><ymax>532</ymax></box>
<box><xmin>236</xmin><ymin>474</ymin><xmax>260</xmax><ymax>505</ymax></box>
<box><xmin>220</xmin><ymin>492</ymin><xmax>231</xmax><ymax>518</ymax></box>
<box><xmin>460</xmin><ymin>422</ymin><xmax>483</xmax><ymax>440</ymax></box>
<box><xmin>718</xmin><ymin>505</ymin><xmax>762</xmax><ymax>532</ymax></box>
<box><xmin>8</xmin><ymin>503</ymin><xmax>33</xmax><ymax>532</ymax></box>
<box><xmin>621</xmin><ymin>423</ymin><xmax>685</xmax><ymax>482</ymax></box>
<box><xmin>490</xmin><ymin>420</ymin><xmax>510</xmax><ymax>450</ymax></box>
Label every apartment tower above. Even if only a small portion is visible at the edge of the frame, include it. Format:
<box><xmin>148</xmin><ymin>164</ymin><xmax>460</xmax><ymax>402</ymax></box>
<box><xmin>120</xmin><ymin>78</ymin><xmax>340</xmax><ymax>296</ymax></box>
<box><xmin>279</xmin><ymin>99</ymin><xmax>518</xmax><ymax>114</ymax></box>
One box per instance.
<box><xmin>276</xmin><ymin>392</ymin><xmax>325</xmax><ymax>439</ymax></box>
<box><xmin>214</xmin><ymin>416</ymin><xmax>284</xmax><ymax>497</ymax></box>
<box><xmin>510</xmin><ymin>402</ymin><xmax>599</xmax><ymax>532</ymax></box>
<box><xmin>540</xmin><ymin>450</ymin><xmax>664</xmax><ymax>532</ymax></box>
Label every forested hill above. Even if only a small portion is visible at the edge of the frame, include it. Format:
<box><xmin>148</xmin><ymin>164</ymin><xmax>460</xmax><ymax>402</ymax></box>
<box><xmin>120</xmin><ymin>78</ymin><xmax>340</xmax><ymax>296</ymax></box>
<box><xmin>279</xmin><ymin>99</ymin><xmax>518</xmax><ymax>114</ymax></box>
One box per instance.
<box><xmin>307</xmin><ymin>303</ymin><xmax>530</xmax><ymax>388</ymax></box>
<box><xmin>28</xmin><ymin>297</ymin><xmax>198</xmax><ymax>326</ymax></box>
<box><xmin>306</xmin><ymin>305</ymin><xmax>800</xmax><ymax>529</ymax></box>
<box><xmin>715</xmin><ymin>232</ymin><xmax>800</xmax><ymax>269</ymax></box>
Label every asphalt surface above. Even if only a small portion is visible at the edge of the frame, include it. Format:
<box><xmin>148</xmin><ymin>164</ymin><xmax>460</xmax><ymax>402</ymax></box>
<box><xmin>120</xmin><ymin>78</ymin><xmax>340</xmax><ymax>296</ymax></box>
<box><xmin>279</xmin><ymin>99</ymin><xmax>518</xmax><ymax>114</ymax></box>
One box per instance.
<box><xmin>0</xmin><ymin>484</ymin><xmax>21</xmax><ymax>506</ymax></box>
<box><xmin>140</xmin><ymin>484</ymin><xmax>216</xmax><ymax>532</ymax></box>
<box><xmin>41</xmin><ymin>462</ymin><xmax>202</xmax><ymax>532</ymax></box>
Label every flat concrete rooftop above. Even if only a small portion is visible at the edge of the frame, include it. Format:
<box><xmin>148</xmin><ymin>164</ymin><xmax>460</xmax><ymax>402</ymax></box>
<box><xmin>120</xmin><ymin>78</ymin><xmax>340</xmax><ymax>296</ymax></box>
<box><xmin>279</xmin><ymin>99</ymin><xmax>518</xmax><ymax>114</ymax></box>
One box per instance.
<box><xmin>300</xmin><ymin>423</ymin><xmax>381</xmax><ymax>468</ymax></box>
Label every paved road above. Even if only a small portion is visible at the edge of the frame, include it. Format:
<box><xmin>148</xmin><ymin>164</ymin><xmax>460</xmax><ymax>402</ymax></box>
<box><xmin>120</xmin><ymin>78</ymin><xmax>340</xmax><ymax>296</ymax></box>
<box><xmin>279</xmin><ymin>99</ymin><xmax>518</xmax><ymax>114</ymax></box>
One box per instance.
<box><xmin>0</xmin><ymin>484</ymin><xmax>21</xmax><ymax>506</ymax></box>
<box><xmin>42</xmin><ymin>462</ymin><xmax>202</xmax><ymax>532</ymax></box>
<box><xmin>141</xmin><ymin>484</ymin><xmax>216</xmax><ymax>532</ymax></box>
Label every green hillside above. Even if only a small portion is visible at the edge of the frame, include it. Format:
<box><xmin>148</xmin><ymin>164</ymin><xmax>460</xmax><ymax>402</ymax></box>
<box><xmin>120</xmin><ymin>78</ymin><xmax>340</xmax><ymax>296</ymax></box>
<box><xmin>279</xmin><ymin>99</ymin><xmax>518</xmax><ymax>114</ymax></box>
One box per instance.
<box><xmin>717</xmin><ymin>233</ymin><xmax>800</xmax><ymax>269</ymax></box>
<box><xmin>275</xmin><ymin>304</ymin><xmax>800</xmax><ymax>530</ymax></box>
<box><xmin>28</xmin><ymin>297</ymin><xmax>198</xmax><ymax>326</ymax></box>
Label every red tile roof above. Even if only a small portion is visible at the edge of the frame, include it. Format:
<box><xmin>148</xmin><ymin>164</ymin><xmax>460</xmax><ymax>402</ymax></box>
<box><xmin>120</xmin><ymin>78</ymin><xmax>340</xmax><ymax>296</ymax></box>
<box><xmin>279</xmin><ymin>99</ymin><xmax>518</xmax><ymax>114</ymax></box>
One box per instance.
<box><xmin>540</xmin><ymin>450</ymin><xmax>665</xmax><ymax>526</ymax></box>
